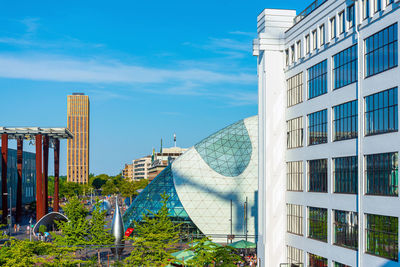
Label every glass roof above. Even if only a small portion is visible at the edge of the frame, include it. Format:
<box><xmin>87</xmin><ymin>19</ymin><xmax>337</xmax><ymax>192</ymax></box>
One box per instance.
<box><xmin>194</xmin><ymin>119</ymin><xmax>252</xmax><ymax>177</ymax></box>
<box><xmin>122</xmin><ymin>165</ymin><xmax>196</xmax><ymax>230</ymax></box>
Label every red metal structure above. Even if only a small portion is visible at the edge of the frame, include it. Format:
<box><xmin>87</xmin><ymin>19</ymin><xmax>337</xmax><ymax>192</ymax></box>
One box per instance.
<box><xmin>1</xmin><ymin>134</ymin><xmax>8</xmax><ymax>223</ymax></box>
<box><xmin>0</xmin><ymin>127</ymin><xmax>73</xmax><ymax>223</ymax></box>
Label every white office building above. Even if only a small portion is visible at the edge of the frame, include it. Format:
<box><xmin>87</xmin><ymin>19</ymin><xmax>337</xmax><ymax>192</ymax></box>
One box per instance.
<box><xmin>254</xmin><ymin>0</ymin><xmax>399</xmax><ymax>266</ymax></box>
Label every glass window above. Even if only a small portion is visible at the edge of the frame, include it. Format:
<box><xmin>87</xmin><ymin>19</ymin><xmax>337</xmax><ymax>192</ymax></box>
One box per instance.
<box><xmin>338</xmin><ymin>11</ymin><xmax>345</xmax><ymax>34</ymax></box>
<box><xmin>348</xmin><ymin>5</ymin><xmax>355</xmax><ymax>29</ymax></box>
<box><xmin>308</xmin><ymin>109</ymin><xmax>327</xmax><ymax>145</ymax></box>
<box><xmin>334</xmin><ymin>262</ymin><xmax>351</xmax><ymax>267</ymax></box>
<box><xmin>366</xmin><ymin>152</ymin><xmax>398</xmax><ymax>196</ymax></box>
<box><xmin>333</xmin><ymin>44</ymin><xmax>358</xmax><ymax>89</ymax></box>
<box><xmin>366</xmin><ymin>214</ymin><xmax>398</xmax><ymax>261</ymax></box>
<box><xmin>287</xmin><ymin>72</ymin><xmax>303</xmax><ymax>107</ymax></box>
<box><xmin>308</xmin><ymin>207</ymin><xmax>328</xmax><ymax>242</ymax></box>
<box><xmin>308</xmin><ymin>159</ymin><xmax>327</xmax><ymax>193</ymax></box>
<box><xmin>374</xmin><ymin>0</ymin><xmax>381</xmax><ymax>12</ymax></box>
<box><xmin>330</xmin><ymin>17</ymin><xmax>336</xmax><ymax>39</ymax></box>
<box><xmin>305</xmin><ymin>34</ymin><xmax>310</xmax><ymax>54</ymax></box>
<box><xmin>320</xmin><ymin>24</ymin><xmax>325</xmax><ymax>46</ymax></box>
<box><xmin>297</xmin><ymin>40</ymin><xmax>302</xmax><ymax>60</ymax></box>
<box><xmin>287</xmin><ymin>117</ymin><xmax>303</xmax><ymax>148</ymax></box>
<box><xmin>333</xmin><ymin>100</ymin><xmax>358</xmax><ymax>141</ymax></box>
<box><xmin>333</xmin><ymin>156</ymin><xmax>358</xmax><ymax>194</ymax></box>
<box><xmin>365</xmin><ymin>87</ymin><xmax>398</xmax><ymax>135</ymax></box>
<box><xmin>285</xmin><ymin>49</ymin><xmax>289</xmax><ymax>66</ymax></box>
<box><xmin>363</xmin><ymin>0</ymin><xmax>370</xmax><ymax>19</ymax></box>
<box><xmin>308</xmin><ymin>60</ymin><xmax>327</xmax><ymax>99</ymax></box>
<box><xmin>291</xmin><ymin>45</ymin><xmax>295</xmax><ymax>63</ymax></box>
<box><xmin>287</xmin><ymin>246</ymin><xmax>303</xmax><ymax>266</ymax></box>
<box><xmin>333</xmin><ymin>210</ymin><xmax>358</xmax><ymax>249</ymax></box>
<box><xmin>287</xmin><ymin>204</ymin><xmax>303</xmax><ymax>235</ymax></box>
<box><xmin>386</xmin><ymin>0</ymin><xmax>394</xmax><ymax>5</ymax></box>
<box><xmin>309</xmin><ymin>253</ymin><xmax>327</xmax><ymax>267</ymax></box>
<box><xmin>365</xmin><ymin>23</ymin><xmax>398</xmax><ymax>77</ymax></box>
<box><xmin>312</xmin><ymin>30</ymin><xmax>317</xmax><ymax>50</ymax></box>
<box><xmin>287</xmin><ymin>161</ymin><xmax>303</xmax><ymax>191</ymax></box>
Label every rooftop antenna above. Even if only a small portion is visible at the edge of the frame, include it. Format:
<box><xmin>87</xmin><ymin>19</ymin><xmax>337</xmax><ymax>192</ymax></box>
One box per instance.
<box><xmin>174</xmin><ymin>133</ymin><xmax>176</xmax><ymax>148</ymax></box>
<box><xmin>160</xmin><ymin>138</ymin><xmax>163</xmax><ymax>154</ymax></box>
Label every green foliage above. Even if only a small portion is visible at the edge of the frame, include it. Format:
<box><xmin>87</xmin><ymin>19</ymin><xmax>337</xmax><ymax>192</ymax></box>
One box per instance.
<box><xmin>186</xmin><ymin>237</ymin><xmax>241</xmax><ymax>266</ymax></box>
<box><xmin>54</xmin><ymin>197</ymin><xmax>90</xmax><ymax>246</ymax></box>
<box><xmin>0</xmin><ymin>238</ymin><xmax>84</xmax><ymax>267</ymax></box>
<box><xmin>124</xmin><ymin>193</ymin><xmax>180</xmax><ymax>266</ymax></box>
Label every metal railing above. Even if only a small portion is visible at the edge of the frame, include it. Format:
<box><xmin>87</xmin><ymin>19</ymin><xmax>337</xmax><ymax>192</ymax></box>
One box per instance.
<box><xmin>293</xmin><ymin>0</ymin><xmax>328</xmax><ymax>24</ymax></box>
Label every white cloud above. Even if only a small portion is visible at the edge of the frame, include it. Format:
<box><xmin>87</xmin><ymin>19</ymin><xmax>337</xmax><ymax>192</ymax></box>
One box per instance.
<box><xmin>0</xmin><ymin>54</ymin><xmax>255</xmax><ymax>85</ymax></box>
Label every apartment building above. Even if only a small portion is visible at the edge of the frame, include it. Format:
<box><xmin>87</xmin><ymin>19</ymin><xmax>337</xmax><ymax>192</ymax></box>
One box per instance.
<box><xmin>122</xmin><ymin>163</ymin><xmax>133</xmax><ymax>180</ymax></box>
<box><xmin>254</xmin><ymin>0</ymin><xmax>399</xmax><ymax>266</ymax></box>
<box><xmin>133</xmin><ymin>156</ymin><xmax>152</xmax><ymax>180</ymax></box>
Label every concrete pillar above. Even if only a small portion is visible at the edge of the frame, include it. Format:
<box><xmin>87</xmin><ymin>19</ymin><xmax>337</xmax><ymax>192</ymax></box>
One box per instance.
<box><xmin>16</xmin><ymin>138</ymin><xmax>23</xmax><ymax>222</ymax></box>
<box><xmin>53</xmin><ymin>139</ymin><xmax>60</xmax><ymax>212</ymax></box>
<box><xmin>1</xmin><ymin>134</ymin><xmax>8</xmax><ymax>223</ymax></box>
<box><xmin>253</xmin><ymin>9</ymin><xmax>296</xmax><ymax>267</ymax></box>
<box><xmin>36</xmin><ymin>135</ymin><xmax>44</xmax><ymax>221</ymax></box>
<box><xmin>43</xmin><ymin>136</ymin><xmax>49</xmax><ymax>214</ymax></box>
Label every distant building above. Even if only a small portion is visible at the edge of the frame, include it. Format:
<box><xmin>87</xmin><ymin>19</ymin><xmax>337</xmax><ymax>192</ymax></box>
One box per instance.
<box><xmin>0</xmin><ymin>148</ymin><xmax>36</xmax><ymax>208</ymax></box>
<box><xmin>67</xmin><ymin>93</ymin><xmax>90</xmax><ymax>183</ymax></box>
<box><xmin>132</xmin><ymin>156</ymin><xmax>152</xmax><ymax>181</ymax></box>
<box><xmin>122</xmin><ymin>163</ymin><xmax>133</xmax><ymax>180</ymax></box>
<box><xmin>148</xmin><ymin>147</ymin><xmax>187</xmax><ymax>181</ymax></box>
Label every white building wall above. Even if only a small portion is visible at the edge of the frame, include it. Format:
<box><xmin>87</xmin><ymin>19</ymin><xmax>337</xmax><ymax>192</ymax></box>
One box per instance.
<box><xmin>254</xmin><ymin>9</ymin><xmax>296</xmax><ymax>267</ymax></box>
<box><xmin>256</xmin><ymin>0</ymin><xmax>400</xmax><ymax>266</ymax></box>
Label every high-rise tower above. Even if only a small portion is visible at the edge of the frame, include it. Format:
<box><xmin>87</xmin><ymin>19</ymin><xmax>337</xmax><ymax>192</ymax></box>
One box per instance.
<box><xmin>67</xmin><ymin>93</ymin><xmax>89</xmax><ymax>183</ymax></box>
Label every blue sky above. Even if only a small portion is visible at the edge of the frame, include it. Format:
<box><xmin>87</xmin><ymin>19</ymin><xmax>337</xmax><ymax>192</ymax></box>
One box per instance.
<box><xmin>0</xmin><ymin>0</ymin><xmax>305</xmax><ymax>175</ymax></box>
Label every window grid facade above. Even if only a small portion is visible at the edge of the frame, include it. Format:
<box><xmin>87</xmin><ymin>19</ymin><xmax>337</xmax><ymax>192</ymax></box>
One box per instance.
<box><xmin>287</xmin><ymin>246</ymin><xmax>304</xmax><ymax>266</ymax></box>
<box><xmin>366</xmin><ymin>214</ymin><xmax>398</xmax><ymax>261</ymax></box>
<box><xmin>308</xmin><ymin>207</ymin><xmax>328</xmax><ymax>242</ymax></box>
<box><xmin>333</xmin><ymin>45</ymin><xmax>358</xmax><ymax>90</ymax></box>
<box><xmin>308</xmin><ymin>253</ymin><xmax>328</xmax><ymax>267</ymax></box>
<box><xmin>366</xmin><ymin>152</ymin><xmax>398</xmax><ymax>196</ymax></box>
<box><xmin>333</xmin><ymin>100</ymin><xmax>358</xmax><ymax>141</ymax></box>
<box><xmin>287</xmin><ymin>204</ymin><xmax>303</xmax><ymax>235</ymax></box>
<box><xmin>308</xmin><ymin>60</ymin><xmax>327</xmax><ymax>99</ymax></box>
<box><xmin>287</xmin><ymin>72</ymin><xmax>303</xmax><ymax>107</ymax></box>
<box><xmin>333</xmin><ymin>210</ymin><xmax>358</xmax><ymax>250</ymax></box>
<box><xmin>308</xmin><ymin>109</ymin><xmax>327</xmax><ymax>145</ymax></box>
<box><xmin>365</xmin><ymin>87</ymin><xmax>398</xmax><ymax>136</ymax></box>
<box><xmin>334</xmin><ymin>262</ymin><xmax>351</xmax><ymax>267</ymax></box>
<box><xmin>308</xmin><ymin>159</ymin><xmax>327</xmax><ymax>193</ymax></box>
<box><xmin>365</xmin><ymin>23</ymin><xmax>398</xmax><ymax>77</ymax></box>
<box><xmin>287</xmin><ymin>117</ymin><xmax>303</xmax><ymax>149</ymax></box>
<box><xmin>287</xmin><ymin>161</ymin><xmax>303</xmax><ymax>191</ymax></box>
<box><xmin>333</xmin><ymin>156</ymin><xmax>358</xmax><ymax>194</ymax></box>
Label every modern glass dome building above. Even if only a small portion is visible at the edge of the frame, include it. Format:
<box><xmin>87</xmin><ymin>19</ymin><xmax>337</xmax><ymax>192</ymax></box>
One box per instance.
<box><xmin>123</xmin><ymin>116</ymin><xmax>258</xmax><ymax>242</ymax></box>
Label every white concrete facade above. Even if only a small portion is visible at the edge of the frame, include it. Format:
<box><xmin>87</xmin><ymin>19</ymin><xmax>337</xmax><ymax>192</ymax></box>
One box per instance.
<box><xmin>255</xmin><ymin>1</ymin><xmax>400</xmax><ymax>266</ymax></box>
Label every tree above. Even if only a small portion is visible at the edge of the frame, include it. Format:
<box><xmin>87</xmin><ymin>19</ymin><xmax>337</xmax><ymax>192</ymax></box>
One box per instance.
<box><xmin>54</xmin><ymin>197</ymin><xmax>90</xmax><ymax>246</ymax></box>
<box><xmin>0</xmin><ymin>238</ymin><xmax>83</xmax><ymax>267</ymax></box>
<box><xmin>119</xmin><ymin>179</ymin><xmax>149</xmax><ymax>204</ymax></box>
<box><xmin>89</xmin><ymin>200</ymin><xmax>114</xmax><ymax>265</ymax></box>
<box><xmin>124</xmin><ymin>193</ymin><xmax>180</xmax><ymax>266</ymax></box>
<box><xmin>186</xmin><ymin>237</ymin><xmax>241</xmax><ymax>267</ymax></box>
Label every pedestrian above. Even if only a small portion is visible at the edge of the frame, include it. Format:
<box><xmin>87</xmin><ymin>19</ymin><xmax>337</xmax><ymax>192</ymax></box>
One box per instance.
<box><xmin>14</xmin><ymin>224</ymin><xmax>17</xmax><ymax>233</ymax></box>
<box><xmin>17</xmin><ymin>224</ymin><xmax>20</xmax><ymax>232</ymax></box>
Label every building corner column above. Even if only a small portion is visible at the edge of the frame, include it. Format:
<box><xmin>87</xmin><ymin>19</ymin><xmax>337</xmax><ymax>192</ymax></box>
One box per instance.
<box><xmin>254</xmin><ymin>9</ymin><xmax>296</xmax><ymax>267</ymax></box>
